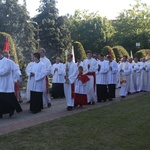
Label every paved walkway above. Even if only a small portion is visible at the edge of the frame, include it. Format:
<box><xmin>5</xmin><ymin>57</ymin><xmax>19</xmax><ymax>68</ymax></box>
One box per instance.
<box><xmin>0</xmin><ymin>89</ymin><xmax>146</xmax><ymax>136</ymax></box>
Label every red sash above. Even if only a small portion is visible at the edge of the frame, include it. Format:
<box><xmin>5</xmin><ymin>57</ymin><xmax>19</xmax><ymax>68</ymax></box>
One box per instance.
<box><xmin>86</xmin><ymin>72</ymin><xmax>96</xmax><ymax>91</ymax></box>
<box><xmin>46</xmin><ymin>76</ymin><xmax>49</xmax><ymax>94</ymax></box>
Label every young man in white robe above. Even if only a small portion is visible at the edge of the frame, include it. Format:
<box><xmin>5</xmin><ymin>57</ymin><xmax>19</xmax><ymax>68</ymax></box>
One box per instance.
<box><xmin>64</xmin><ymin>54</ymin><xmax>78</xmax><ymax>111</ymax></box>
<box><xmin>132</xmin><ymin>57</ymin><xmax>141</xmax><ymax>93</ymax></box>
<box><xmin>128</xmin><ymin>58</ymin><xmax>136</xmax><ymax>94</ymax></box>
<box><xmin>76</xmin><ymin>57</ymin><xmax>83</xmax><ymax>67</ymax></box>
<box><xmin>29</xmin><ymin>53</ymin><xmax>46</xmax><ymax>114</ymax></box>
<box><xmin>83</xmin><ymin>50</ymin><xmax>97</xmax><ymax>104</ymax></box>
<box><xmin>119</xmin><ymin>55</ymin><xmax>131</xmax><ymax>98</ymax></box>
<box><xmin>106</xmin><ymin>55</ymin><xmax>118</xmax><ymax>101</ymax></box>
<box><xmin>139</xmin><ymin>57</ymin><xmax>148</xmax><ymax>92</ymax></box>
<box><xmin>3</xmin><ymin>51</ymin><xmax>22</xmax><ymax>102</ymax></box>
<box><xmin>39</xmin><ymin>48</ymin><xmax>52</xmax><ymax>108</ymax></box>
<box><xmin>96</xmin><ymin>54</ymin><xmax>109</xmax><ymax>102</ymax></box>
<box><xmin>26</xmin><ymin>58</ymin><xmax>34</xmax><ymax>103</ymax></box>
<box><xmin>10</xmin><ymin>55</ymin><xmax>22</xmax><ymax>103</ymax></box>
<box><xmin>0</xmin><ymin>50</ymin><xmax>22</xmax><ymax>118</ymax></box>
<box><xmin>51</xmin><ymin>57</ymin><xmax>65</xmax><ymax>98</ymax></box>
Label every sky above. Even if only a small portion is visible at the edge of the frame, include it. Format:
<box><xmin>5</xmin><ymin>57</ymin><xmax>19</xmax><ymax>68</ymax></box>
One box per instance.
<box><xmin>19</xmin><ymin>0</ymin><xmax>150</xmax><ymax>19</ymax></box>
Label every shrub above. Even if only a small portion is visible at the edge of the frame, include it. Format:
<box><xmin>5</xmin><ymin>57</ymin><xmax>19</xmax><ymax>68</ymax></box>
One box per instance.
<box><xmin>134</xmin><ymin>49</ymin><xmax>150</xmax><ymax>60</ymax></box>
<box><xmin>73</xmin><ymin>41</ymin><xmax>86</xmax><ymax>62</ymax></box>
<box><xmin>101</xmin><ymin>46</ymin><xmax>116</xmax><ymax>60</ymax></box>
<box><xmin>112</xmin><ymin>45</ymin><xmax>129</xmax><ymax>62</ymax></box>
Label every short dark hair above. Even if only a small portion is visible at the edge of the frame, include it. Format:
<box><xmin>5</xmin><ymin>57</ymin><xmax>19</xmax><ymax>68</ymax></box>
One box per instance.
<box><xmin>107</xmin><ymin>55</ymin><xmax>112</xmax><ymax>59</ymax></box>
<box><xmin>40</xmin><ymin>48</ymin><xmax>46</xmax><ymax>53</ymax></box>
<box><xmin>33</xmin><ymin>52</ymin><xmax>40</xmax><ymax>59</ymax></box>
<box><xmin>68</xmin><ymin>53</ymin><xmax>73</xmax><ymax>58</ymax></box>
<box><xmin>123</xmin><ymin>55</ymin><xmax>128</xmax><ymax>59</ymax></box>
<box><xmin>86</xmin><ymin>50</ymin><xmax>92</xmax><ymax>54</ymax></box>
<box><xmin>100</xmin><ymin>53</ymin><xmax>104</xmax><ymax>57</ymax></box>
<box><xmin>78</xmin><ymin>66</ymin><xmax>83</xmax><ymax>71</ymax></box>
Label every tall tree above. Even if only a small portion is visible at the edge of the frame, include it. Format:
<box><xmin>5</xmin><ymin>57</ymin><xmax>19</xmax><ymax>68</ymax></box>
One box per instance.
<box><xmin>67</xmin><ymin>10</ymin><xmax>115</xmax><ymax>53</ymax></box>
<box><xmin>34</xmin><ymin>0</ymin><xmax>72</xmax><ymax>61</ymax></box>
<box><xmin>0</xmin><ymin>0</ymin><xmax>36</xmax><ymax>66</ymax></box>
<box><xmin>112</xmin><ymin>0</ymin><xmax>150</xmax><ymax>54</ymax></box>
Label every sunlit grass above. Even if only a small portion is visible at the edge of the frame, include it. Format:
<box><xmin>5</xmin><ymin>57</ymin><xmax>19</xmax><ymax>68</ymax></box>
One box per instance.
<box><xmin>0</xmin><ymin>93</ymin><xmax>150</xmax><ymax>150</ymax></box>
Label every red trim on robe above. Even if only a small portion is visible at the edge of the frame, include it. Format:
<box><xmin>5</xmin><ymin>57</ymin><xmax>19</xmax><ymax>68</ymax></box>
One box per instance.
<box><xmin>71</xmin><ymin>83</ymin><xmax>74</xmax><ymax>99</ymax></box>
<box><xmin>14</xmin><ymin>82</ymin><xmax>20</xmax><ymax>100</ymax></box>
<box><xmin>46</xmin><ymin>76</ymin><xmax>49</xmax><ymax>94</ymax></box>
<box><xmin>86</xmin><ymin>72</ymin><xmax>96</xmax><ymax>91</ymax></box>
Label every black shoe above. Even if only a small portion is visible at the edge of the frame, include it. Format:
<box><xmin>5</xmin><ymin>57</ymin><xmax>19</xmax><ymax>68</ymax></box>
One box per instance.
<box><xmin>108</xmin><ymin>98</ymin><xmax>113</xmax><ymax>101</ymax></box>
<box><xmin>92</xmin><ymin>102</ymin><xmax>95</xmax><ymax>105</ymax></box>
<box><xmin>121</xmin><ymin>96</ymin><xmax>125</xmax><ymax>98</ymax></box>
<box><xmin>0</xmin><ymin>114</ymin><xmax>2</xmax><ymax>119</ymax></box>
<box><xmin>9</xmin><ymin>110</ymin><xmax>14</xmax><ymax>117</ymax></box>
<box><xmin>74</xmin><ymin>105</ymin><xmax>78</xmax><ymax>108</ymax></box>
<box><xmin>128</xmin><ymin>92</ymin><xmax>131</xmax><ymax>95</ymax></box>
<box><xmin>97</xmin><ymin>100</ymin><xmax>102</xmax><ymax>103</ymax></box>
<box><xmin>47</xmin><ymin>103</ymin><xmax>51</xmax><ymax>108</ymax></box>
<box><xmin>67</xmin><ymin>106</ymin><xmax>73</xmax><ymax>111</ymax></box>
<box><xmin>19</xmin><ymin>100</ymin><xmax>23</xmax><ymax>103</ymax></box>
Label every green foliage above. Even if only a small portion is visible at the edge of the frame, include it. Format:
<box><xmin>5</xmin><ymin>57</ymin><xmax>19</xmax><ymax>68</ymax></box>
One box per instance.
<box><xmin>101</xmin><ymin>45</ymin><xmax>116</xmax><ymax>60</ymax></box>
<box><xmin>0</xmin><ymin>32</ymin><xmax>18</xmax><ymax>64</ymax></box>
<box><xmin>73</xmin><ymin>41</ymin><xmax>86</xmax><ymax>61</ymax></box>
<box><xmin>134</xmin><ymin>49</ymin><xmax>150</xmax><ymax>59</ymax></box>
<box><xmin>67</xmin><ymin>10</ymin><xmax>115</xmax><ymax>53</ymax></box>
<box><xmin>113</xmin><ymin>45</ymin><xmax>129</xmax><ymax>62</ymax></box>
<box><xmin>34</xmin><ymin>0</ymin><xmax>72</xmax><ymax>62</ymax></box>
<box><xmin>0</xmin><ymin>0</ymin><xmax>36</xmax><ymax>85</ymax></box>
<box><xmin>113</xmin><ymin>0</ymin><xmax>150</xmax><ymax>55</ymax></box>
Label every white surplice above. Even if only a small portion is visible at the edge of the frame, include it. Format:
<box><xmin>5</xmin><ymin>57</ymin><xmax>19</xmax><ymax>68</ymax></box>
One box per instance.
<box><xmin>26</xmin><ymin>61</ymin><xmax>34</xmax><ymax>102</ymax></box>
<box><xmin>96</xmin><ymin>60</ymin><xmax>109</xmax><ymax>85</ymax></box>
<box><xmin>132</xmin><ymin>62</ymin><xmax>141</xmax><ymax>92</ymax></box>
<box><xmin>29</xmin><ymin>61</ymin><xmax>46</xmax><ymax>92</ymax></box>
<box><xmin>51</xmin><ymin>63</ymin><xmax>65</xmax><ymax>83</ymax></box>
<box><xmin>119</xmin><ymin>62</ymin><xmax>131</xmax><ymax>97</ymax></box>
<box><xmin>139</xmin><ymin>62</ymin><xmax>148</xmax><ymax>91</ymax></box>
<box><xmin>82</xmin><ymin>58</ymin><xmax>97</xmax><ymax>103</ymax></box>
<box><xmin>64</xmin><ymin>61</ymin><xmax>78</xmax><ymax>107</ymax></box>
<box><xmin>0</xmin><ymin>57</ymin><xmax>14</xmax><ymax>92</ymax></box>
<box><xmin>40</xmin><ymin>56</ymin><xmax>52</xmax><ymax>105</ymax></box>
<box><xmin>128</xmin><ymin>62</ymin><xmax>136</xmax><ymax>93</ymax></box>
<box><xmin>107</xmin><ymin>60</ymin><xmax>118</xmax><ymax>84</ymax></box>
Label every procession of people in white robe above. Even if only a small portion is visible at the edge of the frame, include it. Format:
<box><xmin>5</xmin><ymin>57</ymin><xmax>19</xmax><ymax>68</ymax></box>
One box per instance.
<box><xmin>1</xmin><ymin>47</ymin><xmax>150</xmax><ymax>119</ymax></box>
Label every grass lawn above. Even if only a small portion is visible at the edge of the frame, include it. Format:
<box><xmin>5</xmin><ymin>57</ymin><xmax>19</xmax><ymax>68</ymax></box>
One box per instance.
<box><xmin>0</xmin><ymin>93</ymin><xmax>150</xmax><ymax>150</ymax></box>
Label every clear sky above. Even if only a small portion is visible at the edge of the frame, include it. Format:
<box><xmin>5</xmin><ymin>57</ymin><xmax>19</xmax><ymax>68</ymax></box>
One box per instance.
<box><xmin>19</xmin><ymin>0</ymin><xmax>150</xmax><ymax>19</ymax></box>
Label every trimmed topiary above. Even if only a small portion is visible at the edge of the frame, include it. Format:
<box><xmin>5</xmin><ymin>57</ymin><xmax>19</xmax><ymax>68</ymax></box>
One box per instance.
<box><xmin>112</xmin><ymin>45</ymin><xmax>129</xmax><ymax>62</ymax></box>
<box><xmin>73</xmin><ymin>41</ymin><xmax>86</xmax><ymax>61</ymax></box>
<box><xmin>134</xmin><ymin>49</ymin><xmax>150</xmax><ymax>60</ymax></box>
<box><xmin>101</xmin><ymin>46</ymin><xmax>116</xmax><ymax>60</ymax></box>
